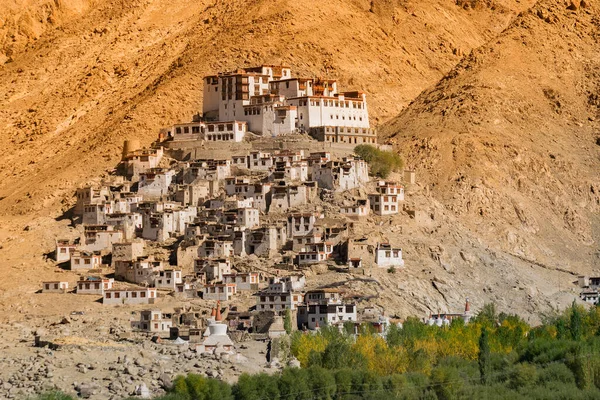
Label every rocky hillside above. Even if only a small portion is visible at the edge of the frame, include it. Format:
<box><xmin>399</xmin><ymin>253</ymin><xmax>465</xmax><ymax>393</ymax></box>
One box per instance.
<box><xmin>381</xmin><ymin>0</ymin><xmax>600</xmax><ymax>277</ymax></box>
<box><xmin>2</xmin><ymin>0</ymin><xmax>597</xmax><ymax>323</ymax></box>
<box><xmin>0</xmin><ymin>0</ymin><xmax>533</xmax><ymax>218</ymax></box>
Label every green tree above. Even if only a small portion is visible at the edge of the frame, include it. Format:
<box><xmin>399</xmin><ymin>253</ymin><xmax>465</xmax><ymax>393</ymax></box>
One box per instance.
<box><xmin>284</xmin><ymin>308</ymin><xmax>293</xmax><ymax>335</ymax></box>
<box><xmin>278</xmin><ymin>368</ymin><xmax>311</xmax><ymax>400</ymax></box>
<box><xmin>479</xmin><ymin>327</ymin><xmax>492</xmax><ymax>385</ymax></box>
<box><xmin>233</xmin><ymin>373</ymin><xmax>280</xmax><ymax>400</ymax></box>
<box><xmin>354</xmin><ymin>145</ymin><xmax>403</xmax><ymax>179</ymax></box>
<box><xmin>430</xmin><ymin>366</ymin><xmax>463</xmax><ymax>400</ymax></box>
<box><xmin>570</xmin><ymin>301</ymin><xmax>583</xmax><ymax>341</ymax></box>
<box><xmin>171</xmin><ymin>374</ymin><xmax>232</xmax><ymax>400</ymax></box>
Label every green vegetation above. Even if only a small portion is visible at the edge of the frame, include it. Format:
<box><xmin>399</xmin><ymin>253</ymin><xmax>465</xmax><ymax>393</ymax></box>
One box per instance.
<box><xmin>30</xmin><ymin>303</ymin><xmax>600</xmax><ymax>400</ymax></box>
<box><xmin>29</xmin><ymin>392</ymin><xmax>75</xmax><ymax>400</ymax></box>
<box><xmin>354</xmin><ymin>144</ymin><xmax>403</xmax><ymax>178</ymax></box>
<box><xmin>284</xmin><ymin>308</ymin><xmax>293</xmax><ymax>335</ymax></box>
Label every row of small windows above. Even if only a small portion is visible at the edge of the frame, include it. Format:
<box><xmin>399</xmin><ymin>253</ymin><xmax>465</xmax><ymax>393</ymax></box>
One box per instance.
<box><xmin>175</xmin><ymin>124</ymin><xmax>240</xmax><ymax>134</ymax></box>
<box><xmin>324</xmin><ymin>135</ymin><xmax>376</xmax><ymax>144</ymax></box>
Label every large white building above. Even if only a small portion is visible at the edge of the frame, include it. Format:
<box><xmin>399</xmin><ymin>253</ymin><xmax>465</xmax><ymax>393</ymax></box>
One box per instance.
<box><xmin>201</xmin><ymin>65</ymin><xmax>371</xmax><ymax>137</ymax></box>
<box><xmin>297</xmin><ymin>289</ymin><xmax>357</xmax><ymax>330</ymax></box>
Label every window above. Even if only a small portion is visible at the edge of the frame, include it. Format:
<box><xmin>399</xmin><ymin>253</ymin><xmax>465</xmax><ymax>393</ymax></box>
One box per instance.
<box><xmin>106</xmin><ymin>293</ymin><xmax>111</xmax><ymax>299</ymax></box>
<box><xmin>84</xmin><ymin>259</ymin><xmax>91</xmax><ymax>265</ymax></box>
<box><xmin>114</xmin><ymin>292</ymin><xmax>120</xmax><ymax>299</ymax></box>
<box><xmin>141</xmin><ymin>291</ymin><xmax>146</xmax><ymax>298</ymax></box>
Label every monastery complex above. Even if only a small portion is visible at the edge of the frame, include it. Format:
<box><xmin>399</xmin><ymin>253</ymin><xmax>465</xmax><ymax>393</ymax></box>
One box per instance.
<box><xmin>169</xmin><ymin>65</ymin><xmax>377</xmax><ymax>145</ymax></box>
<box><xmin>38</xmin><ymin>65</ymin><xmax>481</xmax><ymax>357</ymax></box>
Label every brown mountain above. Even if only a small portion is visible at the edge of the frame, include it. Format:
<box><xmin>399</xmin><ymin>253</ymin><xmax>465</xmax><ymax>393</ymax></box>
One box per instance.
<box><xmin>3</xmin><ymin>0</ymin><xmax>597</xmax><ymax>320</ymax></box>
<box><xmin>0</xmin><ymin>0</ymin><xmax>531</xmax><ymax>217</ymax></box>
<box><xmin>381</xmin><ymin>0</ymin><xmax>600</xmax><ymax>276</ymax></box>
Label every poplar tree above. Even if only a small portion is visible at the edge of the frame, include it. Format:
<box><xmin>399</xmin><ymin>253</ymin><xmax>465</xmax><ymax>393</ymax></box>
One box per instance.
<box><xmin>478</xmin><ymin>327</ymin><xmax>492</xmax><ymax>385</ymax></box>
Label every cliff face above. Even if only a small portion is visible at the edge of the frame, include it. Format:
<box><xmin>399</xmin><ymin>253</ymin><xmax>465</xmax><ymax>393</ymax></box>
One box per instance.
<box><xmin>381</xmin><ymin>0</ymin><xmax>600</xmax><ymax>275</ymax></box>
<box><xmin>0</xmin><ymin>0</ymin><xmax>531</xmax><ymax>216</ymax></box>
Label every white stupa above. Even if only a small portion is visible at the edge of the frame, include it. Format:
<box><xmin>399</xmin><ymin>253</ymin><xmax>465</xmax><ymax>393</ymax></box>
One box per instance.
<box><xmin>198</xmin><ymin>302</ymin><xmax>235</xmax><ymax>355</ymax></box>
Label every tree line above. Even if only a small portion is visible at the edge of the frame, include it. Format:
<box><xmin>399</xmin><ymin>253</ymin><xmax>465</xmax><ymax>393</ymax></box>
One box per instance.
<box><xmin>35</xmin><ymin>302</ymin><xmax>600</xmax><ymax>400</ymax></box>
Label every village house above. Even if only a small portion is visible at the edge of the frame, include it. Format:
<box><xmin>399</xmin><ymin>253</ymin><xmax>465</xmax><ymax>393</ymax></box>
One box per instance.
<box><xmin>76</xmin><ymin>276</ymin><xmax>114</xmax><ymax>295</ymax></box>
<box><xmin>340</xmin><ymin>199</ymin><xmax>370</xmax><ymax>218</ymax></box>
<box><xmin>276</xmin><ymin>274</ymin><xmax>306</xmax><ymax>291</ymax></box>
<box><xmin>132</xmin><ymin>309</ymin><xmax>173</xmax><ymax>333</ymax></box>
<box><xmin>297</xmin><ymin>289</ymin><xmax>357</xmax><ymax>330</ymax></box>
<box><xmin>270</xmin><ymin>160</ymin><xmax>309</xmax><ymax>182</ymax></box>
<box><xmin>312</xmin><ymin>157</ymin><xmax>369</xmax><ymax>192</ymax></box>
<box><xmin>578</xmin><ymin>276</ymin><xmax>600</xmax><ymax>291</ymax></box>
<box><xmin>111</xmin><ymin>241</ymin><xmax>145</xmax><ymax>265</ymax></box>
<box><xmin>75</xmin><ymin>185</ymin><xmax>111</xmax><ymax>216</ymax></box>
<box><xmin>121</xmin><ymin>147</ymin><xmax>164</xmax><ymax>178</ymax></box>
<box><xmin>103</xmin><ymin>287</ymin><xmax>158</xmax><ymax>305</ymax></box>
<box><xmin>203</xmin><ymin>283</ymin><xmax>237</xmax><ymax>301</ymax></box>
<box><xmin>112</xmin><ymin>192</ymin><xmax>143</xmax><ymax>214</ymax></box>
<box><xmin>368</xmin><ymin>181</ymin><xmax>404</xmax><ymax>216</ymax></box>
<box><xmin>223</xmin><ymin>272</ymin><xmax>261</xmax><ymax>291</ymax></box>
<box><xmin>155</xmin><ymin>269</ymin><xmax>183</xmax><ymax>291</ymax></box>
<box><xmin>224</xmin><ymin>179</ymin><xmax>272</xmax><ymax>212</ymax></box>
<box><xmin>195</xmin><ymin>258</ymin><xmax>232</xmax><ymax>282</ymax></box>
<box><xmin>580</xmin><ymin>291</ymin><xmax>599</xmax><ymax>305</ymax></box>
<box><xmin>287</xmin><ymin>212</ymin><xmax>322</xmax><ymax>238</ymax></box>
<box><xmin>42</xmin><ymin>281</ymin><xmax>69</xmax><ymax>293</ymax></box>
<box><xmin>115</xmin><ymin>257</ymin><xmax>166</xmax><ymax>286</ymax></box>
<box><xmin>182</xmin><ymin>160</ymin><xmax>231</xmax><ymax>183</ymax></box>
<box><xmin>82</xmin><ymin>202</ymin><xmax>114</xmax><ymax>225</ymax></box>
<box><xmin>81</xmin><ymin>225</ymin><xmax>124</xmax><ymax>253</ymax></box>
<box><xmin>247</xmin><ymin>151</ymin><xmax>275</xmax><ymax>171</ymax></box>
<box><xmin>173</xmin><ymin>183</ymin><xmax>211</xmax><ymax>207</ymax></box>
<box><xmin>297</xmin><ymin>242</ymin><xmax>334</xmax><ymax>266</ymax></box>
<box><xmin>374</xmin><ymin>243</ymin><xmax>404</xmax><ymax>268</ymax></box>
<box><xmin>141</xmin><ymin>207</ymin><xmax>197</xmax><ymax>242</ymax></box>
<box><xmin>346</xmin><ymin>237</ymin><xmax>373</xmax><ymax>268</ymax></box>
<box><xmin>70</xmin><ymin>250</ymin><xmax>102</xmax><ymax>270</ymax></box>
<box><xmin>255</xmin><ymin>276</ymin><xmax>305</xmax><ymax>312</ymax></box>
<box><xmin>198</xmin><ymin>239</ymin><xmax>234</xmax><ymax>258</ymax></box>
<box><xmin>235</xmin><ymin>225</ymin><xmax>287</xmax><ymax>257</ymax></box>
<box><xmin>55</xmin><ymin>239</ymin><xmax>78</xmax><ymax>263</ymax></box>
<box><xmin>292</xmin><ymin>232</ymin><xmax>323</xmax><ymax>252</ymax></box>
<box><xmin>138</xmin><ymin>169</ymin><xmax>176</xmax><ymax>199</ymax></box>
<box><xmin>222</xmin><ymin>207</ymin><xmax>260</xmax><ymax>229</ymax></box>
<box><xmin>269</xmin><ymin>182</ymin><xmax>317</xmax><ymax>212</ymax></box>
<box><xmin>104</xmin><ymin>212</ymin><xmax>142</xmax><ymax>240</ymax></box>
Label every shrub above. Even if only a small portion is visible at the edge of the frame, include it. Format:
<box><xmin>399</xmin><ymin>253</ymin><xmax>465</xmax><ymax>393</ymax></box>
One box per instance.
<box><xmin>508</xmin><ymin>363</ymin><xmax>538</xmax><ymax>390</ymax></box>
<box><xmin>537</xmin><ymin>363</ymin><xmax>576</xmax><ymax>385</ymax></box>
<box><xmin>354</xmin><ymin>145</ymin><xmax>403</xmax><ymax>178</ymax></box>
<box><xmin>430</xmin><ymin>366</ymin><xmax>464</xmax><ymax>400</ymax></box>
<box><xmin>387</xmin><ymin>266</ymin><xmax>396</xmax><ymax>274</ymax></box>
<box><xmin>171</xmin><ymin>374</ymin><xmax>232</xmax><ymax>400</ymax></box>
<box><xmin>29</xmin><ymin>392</ymin><xmax>75</xmax><ymax>400</ymax></box>
<box><xmin>233</xmin><ymin>373</ymin><xmax>280</xmax><ymax>400</ymax></box>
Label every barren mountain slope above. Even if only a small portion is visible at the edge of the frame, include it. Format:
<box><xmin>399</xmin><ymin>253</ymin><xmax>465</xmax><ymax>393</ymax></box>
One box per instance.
<box><xmin>0</xmin><ymin>0</ymin><xmax>534</xmax><ymax>219</ymax></box>
<box><xmin>382</xmin><ymin>0</ymin><xmax>600</xmax><ymax>277</ymax></box>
